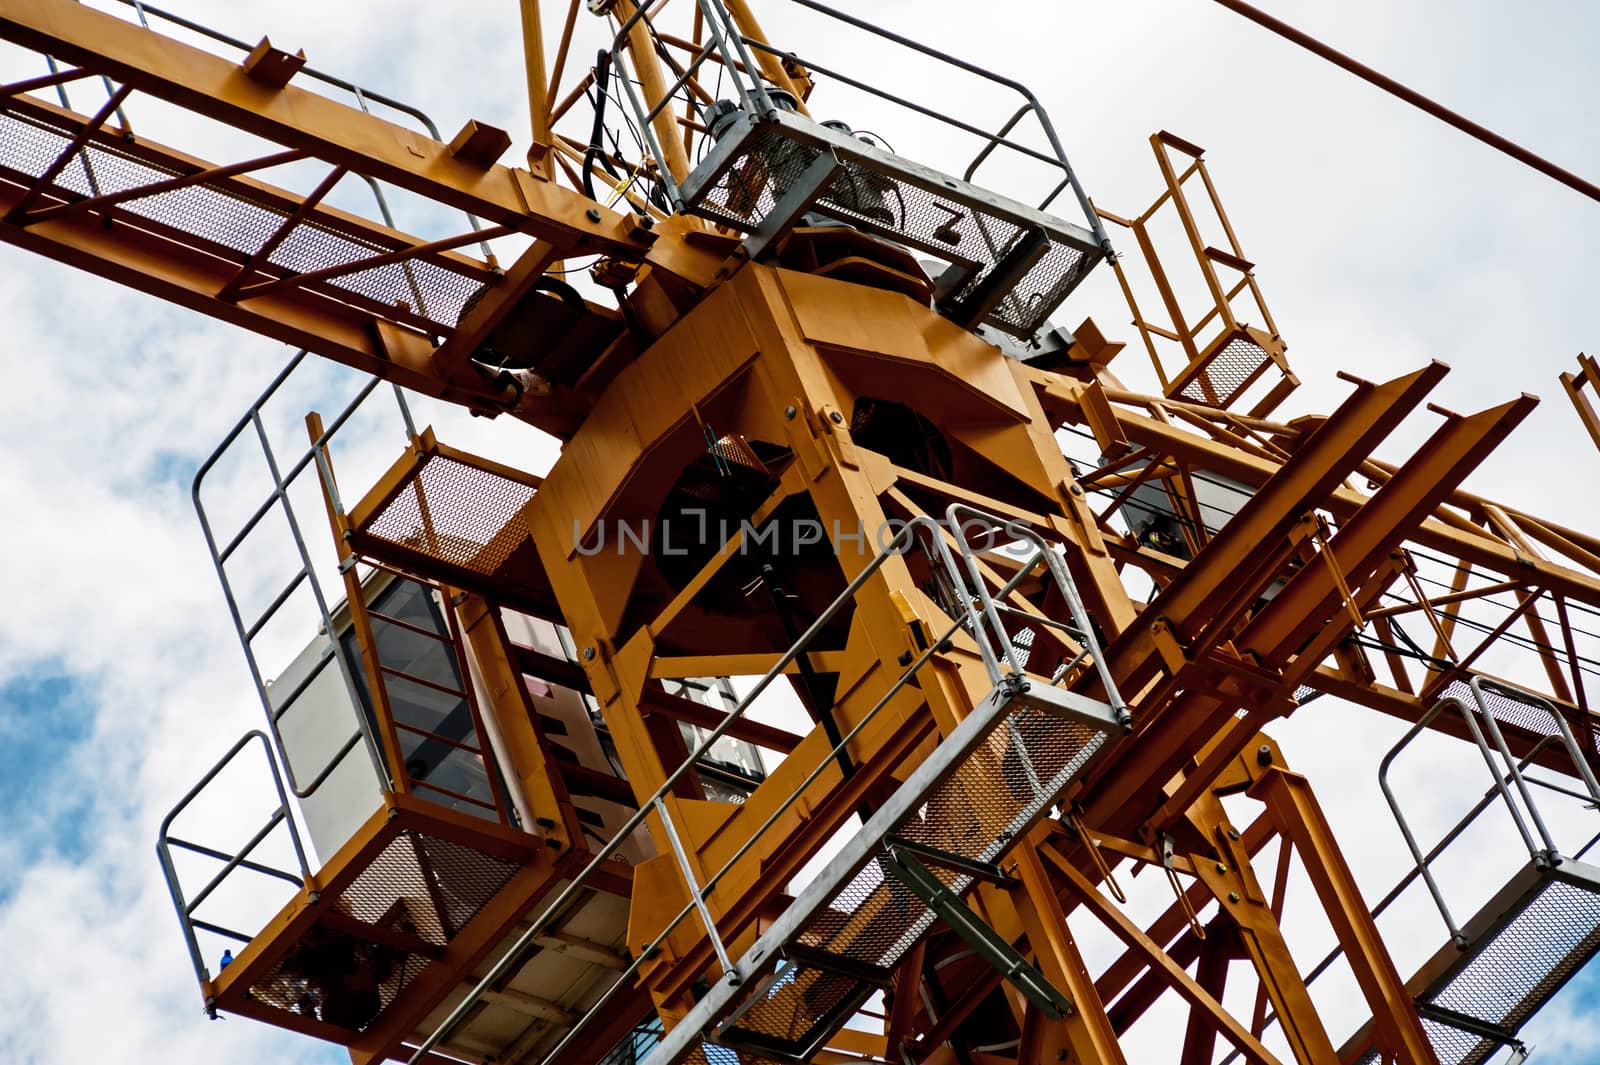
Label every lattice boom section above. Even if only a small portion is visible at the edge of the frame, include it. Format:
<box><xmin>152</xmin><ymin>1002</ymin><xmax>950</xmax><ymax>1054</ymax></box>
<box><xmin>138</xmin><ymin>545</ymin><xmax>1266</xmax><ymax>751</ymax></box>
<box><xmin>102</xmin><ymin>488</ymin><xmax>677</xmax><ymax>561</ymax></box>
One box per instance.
<box><xmin>363</xmin><ymin>452</ymin><xmax>539</xmax><ymax>578</ymax></box>
<box><xmin>691</xmin><ymin>125</ymin><xmax>1095</xmax><ymax>338</ymax></box>
<box><xmin>246</xmin><ymin>830</ymin><xmax>519</xmax><ymax>1033</ymax></box>
<box><xmin>0</xmin><ymin>104</ymin><xmax>485</xmax><ymax>330</ymax></box>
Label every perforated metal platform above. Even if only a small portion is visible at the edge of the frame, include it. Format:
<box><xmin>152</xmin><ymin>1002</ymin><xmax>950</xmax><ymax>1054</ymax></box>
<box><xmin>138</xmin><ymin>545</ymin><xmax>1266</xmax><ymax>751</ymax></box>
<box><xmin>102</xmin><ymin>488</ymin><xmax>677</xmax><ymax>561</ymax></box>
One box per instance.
<box><xmin>0</xmin><ymin>98</ymin><xmax>493</xmax><ymax>334</ymax></box>
<box><xmin>344</xmin><ymin>430</ymin><xmax>553</xmax><ymax>616</ymax></box>
<box><xmin>647</xmin><ymin>680</ymin><xmax>1121</xmax><ymax>1065</ymax></box>
<box><xmin>1356</xmin><ymin>859</ymin><xmax>1600</xmax><ymax>1065</ymax></box>
<box><xmin>680</xmin><ymin>108</ymin><xmax>1104</xmax><ymax>339</ymax></box>
<box><xmin>1173</xmin><ymin>332</ymin><xmax>1273</xmax><ymax>409</ymax></box>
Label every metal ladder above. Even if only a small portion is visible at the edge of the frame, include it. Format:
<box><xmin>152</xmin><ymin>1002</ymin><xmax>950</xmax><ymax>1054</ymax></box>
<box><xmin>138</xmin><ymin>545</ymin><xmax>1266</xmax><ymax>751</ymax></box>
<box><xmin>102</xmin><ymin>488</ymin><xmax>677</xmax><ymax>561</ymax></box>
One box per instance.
<box><xmin>649</xmin><ymin>509</ymin><xmax>1126</xmax><ymax>1065</ymax></box>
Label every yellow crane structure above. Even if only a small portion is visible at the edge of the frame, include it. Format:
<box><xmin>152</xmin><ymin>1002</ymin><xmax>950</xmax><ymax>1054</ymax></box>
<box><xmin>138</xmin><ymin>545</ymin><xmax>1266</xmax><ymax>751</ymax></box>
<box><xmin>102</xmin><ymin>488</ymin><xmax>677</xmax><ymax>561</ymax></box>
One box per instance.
<box><xmin>3</xmin><ymin>2</ymin><xmax>1599</xmax><ymax>1064</ymax></box>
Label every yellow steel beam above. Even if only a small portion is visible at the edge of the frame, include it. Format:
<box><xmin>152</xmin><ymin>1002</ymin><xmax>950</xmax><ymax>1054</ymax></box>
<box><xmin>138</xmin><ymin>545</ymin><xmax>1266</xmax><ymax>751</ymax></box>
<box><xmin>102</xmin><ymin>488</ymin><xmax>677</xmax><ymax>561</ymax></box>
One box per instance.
<box><xmin>0</xmin><ymin>0</ymin><xmax>643</xmax><ymax>251</ymax></box>
<box><xmin>1251</xmin><ymin>769</ymin><xmax>1438</xmax><ymax>1065</ymax></box>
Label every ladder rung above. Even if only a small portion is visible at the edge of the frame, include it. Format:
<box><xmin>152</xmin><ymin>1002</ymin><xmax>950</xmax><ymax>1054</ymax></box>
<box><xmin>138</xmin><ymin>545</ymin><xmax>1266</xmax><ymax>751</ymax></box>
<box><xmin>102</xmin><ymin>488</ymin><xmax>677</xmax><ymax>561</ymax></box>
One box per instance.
<box><xmin>379</xmin><ymin>663</ymin><xmax>467</xmax><ymax>699</ymax></box>
<box><xmin>368</xmin><ymin>608</ymin><xmax>452</xmax><ymax>643</ymax></box>
<box><xmin>244</xmin><ymin>568</ymin><xmax>308</xmax><ymax>640</ymax></box>
<box><xmin>780</xmin><ymin>943</ymin><xmax>895</xmax><ymax>987</ymax></box>
<box><xmin>883</xmin><ymin>836</ymin><xmax>1017</xmax><ymax>887</ymax></box>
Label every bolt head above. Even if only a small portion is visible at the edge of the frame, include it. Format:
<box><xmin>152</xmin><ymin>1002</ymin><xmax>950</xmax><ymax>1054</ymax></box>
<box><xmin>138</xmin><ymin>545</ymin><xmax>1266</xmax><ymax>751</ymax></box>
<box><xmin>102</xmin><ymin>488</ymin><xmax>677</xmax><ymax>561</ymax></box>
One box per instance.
<box><xmin>582</xmin><ymin>646</ymin><xmax>596</xmax><ymax>661</ymax></box>
<box><xmin>585</xmin><ymin>207</ymin><xmax>602</xmax><ymax>222</ymax></box>
<box><xmin>829</xmin><ymin>410</ymin><xmax>844</xmax><ymax>424</ymax></box>
<box><xmin>1228</xmin><ymin>891</ymin><xmax>1241</xmax><ymax>903</ymax></box>
<box><xmin>1215</xmin><ymin>863</ymin><xmax>1227</xmax><ymax>873</ymax></box>
<box><xmin>784</xmin><ymin>404</ymin><xmax>797</xmax><ymax>420</ymax></box>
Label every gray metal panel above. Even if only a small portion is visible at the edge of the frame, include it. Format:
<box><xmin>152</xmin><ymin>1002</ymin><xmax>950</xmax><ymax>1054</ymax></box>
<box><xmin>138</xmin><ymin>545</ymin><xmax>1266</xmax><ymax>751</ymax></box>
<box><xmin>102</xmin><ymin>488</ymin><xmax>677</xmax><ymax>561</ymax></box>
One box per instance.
<box><xmin>679</xmin><ymin>108</ymin><xmax>1103</xmax><ymax>337</ymax></box>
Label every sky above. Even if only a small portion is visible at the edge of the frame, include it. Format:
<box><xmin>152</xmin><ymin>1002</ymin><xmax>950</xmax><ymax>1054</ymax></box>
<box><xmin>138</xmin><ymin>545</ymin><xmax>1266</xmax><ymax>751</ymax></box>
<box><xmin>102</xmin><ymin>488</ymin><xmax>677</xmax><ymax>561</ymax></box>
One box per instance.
<box><xmin>0</xmin><ymin>1</ymin><xmax>1598</xmax><ymax>1063</ymax></box>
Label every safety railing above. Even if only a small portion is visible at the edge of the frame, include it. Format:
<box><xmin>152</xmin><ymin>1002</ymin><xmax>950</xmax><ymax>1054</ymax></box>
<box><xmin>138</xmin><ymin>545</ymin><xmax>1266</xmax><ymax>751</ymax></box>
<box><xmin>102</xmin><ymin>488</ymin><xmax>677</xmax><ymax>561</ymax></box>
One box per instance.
<box><xmin>607</xmin><ymin>0</ymin><xmax>1105</xmax><ymax>235</ymax></box>
<box><xmin>1217</xmin><ymin>676</ymin><xmax>1600</xmax><ymax>1065</ymax></box>
<box><xmin>3</xmin><ymin>2</ymin><xmax>501</xmax><ymax>345</ymax></box>
<box><xmin>1095</xmin><ymin>132</ymin><xmax>1295</xmax><ymax>417</ymax></box>
<box><xmin>192</xmin><ymin>349</ymin><xmax>416</xmax><ymax>803</ymax></box>
<box><xmin>597</xmin><ymin>0</ymin><xmax>1109</xmax><ymax>337</ymax></box>
<box><xmin>408</xmin><ymin>504</ymin><xmax>1125</xmax><ymax>1063</ymax></box>
<box><xmin>105</xmin><ymin>0</ymin><xmax>496</xmax><ymax>265</ymax></box>
<box><xmin>1380</xmin><ymin>676</ymin><xmax>1600</xmax><ymax>942</ymax></box>
<box><xmin>156</xmin><ymin>730</ymin><xmax>312</xmax><ymax>1012</ymax></box>
<box><xmin>945</xmin><ymin>503</ymin><xmax>1127</xmax><ymax>718</ymax></box>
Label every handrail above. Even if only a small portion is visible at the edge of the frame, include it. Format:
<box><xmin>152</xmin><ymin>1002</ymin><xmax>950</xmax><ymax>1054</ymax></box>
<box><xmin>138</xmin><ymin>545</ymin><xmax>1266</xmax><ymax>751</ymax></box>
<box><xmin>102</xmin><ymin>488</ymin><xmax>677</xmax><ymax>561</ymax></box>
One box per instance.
<box><xmin>411</xmin><ymin>503</ymin><xmax>1120</xmax><ymax>1063</ymax></box>
<box><xmin>156</xmin><ymin>730</ymin><xmax>310</xmax><ymax>1013</ymax></box>
<box><xmin>110</xmin><ymin>0</ymin><xmax>495</xmax><ymax>262</ymax></box>
<box><xmin>1218</xmin><ymin>679</ymin><xmax>1600</xmax><ymax>1065</ymax></box>
<box><xmin>769</xmin><ymin>0</ymin><xmax>1108</xmax><ymax>250</ymax></box>
<box><xmin>603</xmin><ymin>0</ymin><xmax>1108</xmax><ymax>253</ymax></box>
<box><xmin>1218</xmin><ymin>737</ymin><xmax>1560</xmax><ymax>1065</ymax></box>
<box><xmin>945</xmin><ymin>502</ymin><xmax>1129</xmax><ymax>721</ymax></box>
<box><xmin>191</xmin><ymin>350</ymin><xmax>403</xmax><ymax>800</ymax></box>
<box><xmin>1378</xmin><ymin>695</ymin><xmax>1544</xmax><ymax>944</ymax></box>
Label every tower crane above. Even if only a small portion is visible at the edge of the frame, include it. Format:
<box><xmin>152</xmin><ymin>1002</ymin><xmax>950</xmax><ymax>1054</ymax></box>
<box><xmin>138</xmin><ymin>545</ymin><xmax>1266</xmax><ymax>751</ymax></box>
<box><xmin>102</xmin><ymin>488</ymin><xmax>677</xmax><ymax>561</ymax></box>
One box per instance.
<box><xmin>2</xmin><ymin>2</ymin><xmax>1599</xmax><ymax>1064</ymax></box>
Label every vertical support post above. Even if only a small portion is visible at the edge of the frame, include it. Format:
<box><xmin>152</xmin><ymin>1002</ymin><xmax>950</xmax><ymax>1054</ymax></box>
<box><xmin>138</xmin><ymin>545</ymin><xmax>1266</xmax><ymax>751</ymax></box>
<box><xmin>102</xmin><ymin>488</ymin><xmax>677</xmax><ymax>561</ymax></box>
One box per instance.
<box><xmin>719</xmin><ymin>0</ymin><xmax>810</xmax><ymax>107</ymax></box>
<box><xmin>1189</xmin><ymin>793</ymin><xmax>1339</xmax><ymax>1065</ymax></box>
<box><xmin>1179</xmin><ymin>927</ymin><xmax>1231</xmax><ymax>1065</ymax></box>
<box><xmin>305</xmin><ymin>412</ymin><xmax>409</xmax><ymax>796</ymax></box>
<box><xmin>613</xmin><ymin>0</ymin><xmax>694</xmax><ymax>182</ymax></box>
<box><xmin>1250</xmin><ymin>768</ymin><xmax>1437</xmax><ymax>1065</ymax></box>
<box><xmin>1010</xmin><ymin>848</ymin><xmax>1132</xmax><ymax>1065</ymax></box>
<box><xmin>519</xmin><ymin>0</ymin><xmax>555</xmax><ymax>178</ymax></box>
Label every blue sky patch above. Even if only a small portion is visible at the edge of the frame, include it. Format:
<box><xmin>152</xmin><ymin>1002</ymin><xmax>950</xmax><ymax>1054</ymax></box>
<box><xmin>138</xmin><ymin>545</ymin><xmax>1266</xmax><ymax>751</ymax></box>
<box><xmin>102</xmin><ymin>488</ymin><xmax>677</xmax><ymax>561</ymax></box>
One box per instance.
<box><xmin>0</xmin><ymin>666</ymin><xmax>99</xmax><ymax>878</ymax></box>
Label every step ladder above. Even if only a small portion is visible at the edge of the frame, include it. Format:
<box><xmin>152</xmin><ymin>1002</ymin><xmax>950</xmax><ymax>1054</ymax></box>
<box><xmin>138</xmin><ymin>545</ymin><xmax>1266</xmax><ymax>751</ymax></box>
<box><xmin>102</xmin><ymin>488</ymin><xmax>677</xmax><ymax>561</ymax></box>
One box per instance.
<box><xmin>659</xmin><ymin>677</ymin><xmax>1122</xmax><ymax>1065</ymax></box>
<box><xmin>1363</xmin><ymin>677</ymin><xmax>1600</xmax><ymax>1065</ymax></box>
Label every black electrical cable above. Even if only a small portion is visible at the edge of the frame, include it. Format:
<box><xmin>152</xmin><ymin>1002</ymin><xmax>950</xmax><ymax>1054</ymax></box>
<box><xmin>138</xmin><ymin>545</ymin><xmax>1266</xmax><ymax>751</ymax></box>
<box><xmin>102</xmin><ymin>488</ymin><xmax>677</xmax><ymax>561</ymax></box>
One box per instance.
<box><xmin>586</xmin><ymin>54</ymin><xmax>674</xmax><ymax>215</ymax></box>
<box><xmin>582</xmin><ymin>50</ymin><xmax>624</xmax><ymax>204</ymax></box>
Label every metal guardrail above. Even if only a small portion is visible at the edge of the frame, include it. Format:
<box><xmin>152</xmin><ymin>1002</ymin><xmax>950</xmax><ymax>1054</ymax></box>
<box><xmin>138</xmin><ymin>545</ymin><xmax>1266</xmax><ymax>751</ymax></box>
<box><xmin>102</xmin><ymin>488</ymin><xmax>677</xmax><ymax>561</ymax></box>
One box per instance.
<box><xmin>107</xmin><ymin>0</ymin><xmax>496</xmax><ymax>266</ymax></box>
<box><xmin>192</xmin><ymin>349</ymin><xmax>416</xmax><ymax>800</ymax></box>
<box><xmin>1380</xmin><ymin>676</ymin><xmax>1600</xmax><ymax>944</ymax></box>
<box><xmin>156</xmin><ymin>730</ymin><xmax>311</xmax><ymax>1014</ymax></box>
<box><xmin>409</xmin><ymin>503</ymin><xmax>1126</xmax><ymax>1063</ymax></box>
<box><xmin>160</xmin><ymin>347</ymin><xmax>423</xmax><ymax>1014</ymax></box>
<box><xmin>1217</xmin><ymin>677</ymin><xmax>1600</xmax><ymax>1065</ymax></box>
<box><xmin>605</xmin><ymin>0</ymin><xmax>1108</xmax><ymax>254</ymax></box>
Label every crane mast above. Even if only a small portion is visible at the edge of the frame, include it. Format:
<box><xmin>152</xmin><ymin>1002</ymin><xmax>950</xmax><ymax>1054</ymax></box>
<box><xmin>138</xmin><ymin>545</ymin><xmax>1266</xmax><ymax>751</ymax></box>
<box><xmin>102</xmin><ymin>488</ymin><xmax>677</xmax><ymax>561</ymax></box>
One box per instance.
<box><xmin>3</xmin><ymin>3</ymin><xmax>1599</xmax><ymax>1065</ymax></box>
